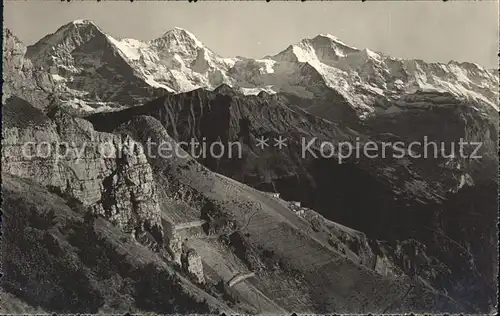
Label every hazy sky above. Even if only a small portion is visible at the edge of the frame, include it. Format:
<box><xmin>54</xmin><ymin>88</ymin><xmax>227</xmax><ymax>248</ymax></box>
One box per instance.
<box><xmin>3</xmin><ymin>1</ymin><xmax>499</xmax><ymax>68</ymax></box>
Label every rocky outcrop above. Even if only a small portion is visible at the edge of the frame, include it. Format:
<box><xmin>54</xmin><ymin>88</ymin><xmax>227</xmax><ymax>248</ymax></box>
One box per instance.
<box><xmin>181</xmin><ymin>247</ymin><xmax>205</xmax><ymax>284</ymax></box>
<box><xmin>2</xmin><ymin>28</ymin><xmax>54</xmax><ymax>108</ymax></box>
<box><xmin>163</xmin><ymin>219</ymin><xmax>207</xmax><ymax>264</ymax></box>
<box><xmin>1</xmin><ymin>96</ymin><xmax>162</xmax><ymax>245</ymax></box>
<box><xmin>165</xmin><ymin>230</ymin><xmax>184</xmax><ymax>265</ymax></box>
<box><xmin>91</xmin><ymin>134</ymin><xmax>163</xmax><ymax>239</ymax></box>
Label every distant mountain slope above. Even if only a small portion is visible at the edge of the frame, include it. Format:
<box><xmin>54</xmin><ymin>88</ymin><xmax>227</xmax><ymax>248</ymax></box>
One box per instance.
<box><xmin>86</xmin><ymin>84</ymin><xmax>497</xmax><ymax>203</ymax></box>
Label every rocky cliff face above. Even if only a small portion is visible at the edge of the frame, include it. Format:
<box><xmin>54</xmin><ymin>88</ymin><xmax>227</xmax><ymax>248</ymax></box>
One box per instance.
<box><xmin>2</xmin><ymin>95</ymin><xmax>163</xmax><ymax>243</ymax></box>
<box><xmin>181</xmin><ymin>248</ymin><xmax>206</xmax><ymax>284</ymax></box>
<box><xmin>2</xmin><ymin>28</ymin><xmax>55</xmax><ymax>107</ymax></box>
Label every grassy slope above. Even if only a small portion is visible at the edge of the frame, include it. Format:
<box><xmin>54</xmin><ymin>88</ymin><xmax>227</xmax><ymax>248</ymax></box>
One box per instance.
<box><xmin>116</xmin><ymin>115</ymin><xmax>461</xmax><ymax>313</ymax></box>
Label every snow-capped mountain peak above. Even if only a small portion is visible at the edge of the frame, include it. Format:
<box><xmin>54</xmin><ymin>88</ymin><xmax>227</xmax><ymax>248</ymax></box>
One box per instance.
<box><xmin>151</xmin><ymin>27</ymin><xmax>205</xmax><ymax>57</ymax></box>
<box><xmin>60</xmin><ymin>19</ymin><xmax>104</xmax><ymax>36</ymax></box>
<box><xmin>26</xmin><ymin>19</ymin><xmax>106</xmax><ymax>62</ymax></box>
<box><xmin>270</xmin><ymin>34</ymin><xmax>361</xmax><ymax>66</ymax></box>
<box><xmin>316</xmin><ymin>33</ymin><xmax>357</xmax><ymax>48</ymax></box>
<box><xmin>160</xmin><ymin>27</ymin><xmax>202</xmax><ymax>44</ymax></box>
<box><xmin>72</xmin><ymin>19</ymin><xmax>97</xmax><ymax>26</ymax></box>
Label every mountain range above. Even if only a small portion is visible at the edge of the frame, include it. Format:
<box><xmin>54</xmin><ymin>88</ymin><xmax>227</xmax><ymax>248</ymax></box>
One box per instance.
<box><xmin>5</xmin><ymin>19</ymin><xmax>498</xmax><ymax>117</ymax></box>
<box><xmin>1</xmin><ymin>20</ymin><xmax>498</xmax><ymax>314</ymax></box>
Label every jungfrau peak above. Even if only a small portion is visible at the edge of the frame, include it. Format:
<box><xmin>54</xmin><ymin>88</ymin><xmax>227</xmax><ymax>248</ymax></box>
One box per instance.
<box><xmin>16</xmin><ymin>20</ymin><xmax>498</xmax><ymax>115</ymax></box>
<box><xmin>271</xmin><ymin>34</ymin><xmax>360</xmax><ymax>65</ymax></box>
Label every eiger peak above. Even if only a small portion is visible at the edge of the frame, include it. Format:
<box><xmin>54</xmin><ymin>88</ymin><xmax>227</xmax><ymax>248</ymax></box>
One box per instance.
<box><xmin>62</xmin><ymin>19</ymin><xmax>103</xmax><ymax>33</ymax></box>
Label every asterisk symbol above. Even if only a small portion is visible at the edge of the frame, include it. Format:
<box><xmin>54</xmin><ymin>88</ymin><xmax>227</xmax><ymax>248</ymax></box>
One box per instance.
<box><xmin>255</xmin><ymin>136</ymin><xmax>269</xmax><ymax>149</ymax></box>
<box><xmin>274</xmin><ymin>136</ymin><xmax>288</xmax><ymax>149</ymax></box>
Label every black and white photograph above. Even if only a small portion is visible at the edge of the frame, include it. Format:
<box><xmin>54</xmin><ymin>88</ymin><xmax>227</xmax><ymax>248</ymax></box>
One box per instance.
<box><xmin>1</xmin><ymin>0</ymin><xmax>498</xmax><ymax>314</ymax></box>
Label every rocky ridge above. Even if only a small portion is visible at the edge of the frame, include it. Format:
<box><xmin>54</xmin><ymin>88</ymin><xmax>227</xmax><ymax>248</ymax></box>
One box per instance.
<box><xmin>2</xmin><ymin>28</ymin><xmax>55</xmax><ymax>107</ymax></box>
